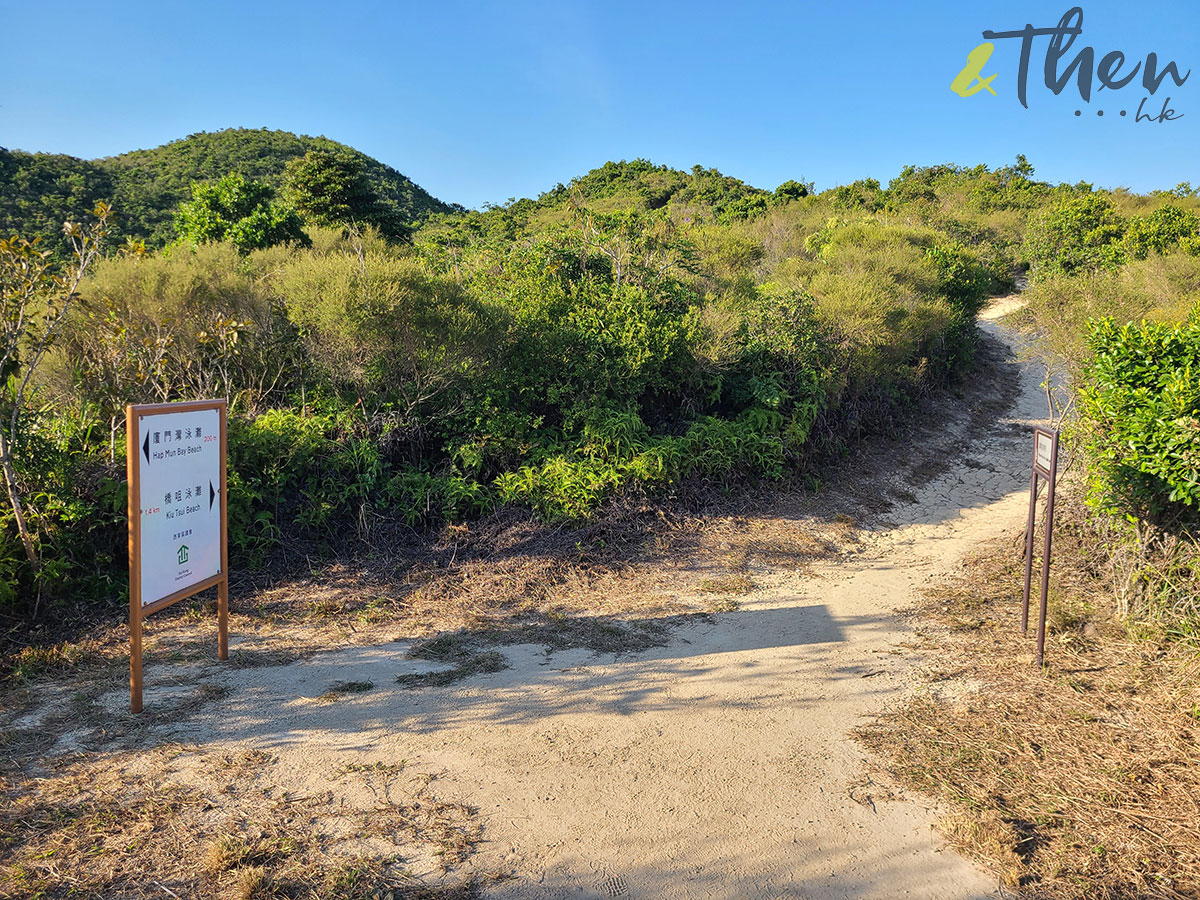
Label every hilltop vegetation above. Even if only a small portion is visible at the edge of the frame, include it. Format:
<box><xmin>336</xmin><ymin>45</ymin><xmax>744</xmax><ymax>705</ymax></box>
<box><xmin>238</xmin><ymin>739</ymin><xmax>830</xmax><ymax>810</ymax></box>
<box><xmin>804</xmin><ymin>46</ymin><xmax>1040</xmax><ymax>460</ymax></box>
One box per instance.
<box><xmin>1</xmin><ymin>136</ymin><xmax>1199</xmax><ymax>646</ymax></box>
<box><xmin>0</xmin><ymin>128</ymin><xmax>452</xmax><ymax>253</ymax></box>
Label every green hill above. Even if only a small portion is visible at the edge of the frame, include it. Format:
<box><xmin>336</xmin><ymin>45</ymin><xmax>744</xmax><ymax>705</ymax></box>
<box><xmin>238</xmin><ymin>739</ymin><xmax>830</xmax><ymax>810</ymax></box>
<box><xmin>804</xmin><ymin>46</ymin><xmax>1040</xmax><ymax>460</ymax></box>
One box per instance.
<box><xmin>0</xmin><ymin>128</ymin><xmax>453</xmax><ymax>251</ymax></box>
<box><xmin>417</xmin><ymin>159</ymin><xmax>805</xmax><ymax>248</ymax></box>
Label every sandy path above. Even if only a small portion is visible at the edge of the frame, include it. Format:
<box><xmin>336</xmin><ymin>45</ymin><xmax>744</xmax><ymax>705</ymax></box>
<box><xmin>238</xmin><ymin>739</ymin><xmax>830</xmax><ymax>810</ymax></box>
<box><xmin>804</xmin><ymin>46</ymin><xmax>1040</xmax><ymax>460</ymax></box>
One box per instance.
<box><xmin>127</xmin><ymin>306</ymin><xmax>1047</xmax><ymax>899</ymax></box>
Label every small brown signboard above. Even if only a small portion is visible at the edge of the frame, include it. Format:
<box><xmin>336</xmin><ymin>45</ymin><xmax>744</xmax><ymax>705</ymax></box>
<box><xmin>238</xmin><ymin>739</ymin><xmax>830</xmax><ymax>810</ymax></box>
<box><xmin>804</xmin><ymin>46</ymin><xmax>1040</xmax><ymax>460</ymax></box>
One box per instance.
<box><xmin>1022</xmin><ymin>426</ymin><xmax>1059</xmax><ymax>667</ymax></box>
<box><xmin>126</xmin><ymin>399</ymin><xmax>229</xmax><ymax>712</ymax></box>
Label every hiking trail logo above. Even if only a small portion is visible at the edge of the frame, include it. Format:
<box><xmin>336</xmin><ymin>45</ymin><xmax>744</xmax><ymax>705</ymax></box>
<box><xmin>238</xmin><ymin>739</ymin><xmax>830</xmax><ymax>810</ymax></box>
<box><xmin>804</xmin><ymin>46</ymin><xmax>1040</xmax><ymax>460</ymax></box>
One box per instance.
<box><xmin>952</xmin><ymin>6</ymin><xmax>1190</xmax><ymax>123</ymax></box>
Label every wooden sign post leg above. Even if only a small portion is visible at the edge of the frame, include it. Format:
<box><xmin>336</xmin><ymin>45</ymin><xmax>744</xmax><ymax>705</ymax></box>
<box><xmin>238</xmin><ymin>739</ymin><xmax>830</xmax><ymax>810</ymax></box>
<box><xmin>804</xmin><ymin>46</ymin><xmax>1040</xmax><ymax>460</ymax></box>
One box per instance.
<box><xmin>127</xmin><ymin>403</ymin><xmax>143</xmax><ymax>714</ymax></box>
<box><xmin>217</xmin><ymin>401</ymin><xmax>229</xmax><ymax>663</ymax></box>
<box><xmin>218</xmin><ymin>578</ymin><xmax>229</xmax><ymax>661</ymax></box>
<box><xmin>130</xmin><ymin>604</ymin><xmax>143</xmax><ymax>713</ymax></box>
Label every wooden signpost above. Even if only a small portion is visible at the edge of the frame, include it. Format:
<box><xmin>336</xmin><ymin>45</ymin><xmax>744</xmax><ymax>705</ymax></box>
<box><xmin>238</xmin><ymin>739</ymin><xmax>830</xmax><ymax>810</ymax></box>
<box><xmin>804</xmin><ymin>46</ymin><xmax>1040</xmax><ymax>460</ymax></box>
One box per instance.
<box><xmin>1022</xmin><ymin>426</ymin><xmax>1059</xmax><ymax>668</ymax></box>
<box><xmin>127</xmin><ymin>399</ymin><xmax>229</xmax><ymax>712</ymax></box>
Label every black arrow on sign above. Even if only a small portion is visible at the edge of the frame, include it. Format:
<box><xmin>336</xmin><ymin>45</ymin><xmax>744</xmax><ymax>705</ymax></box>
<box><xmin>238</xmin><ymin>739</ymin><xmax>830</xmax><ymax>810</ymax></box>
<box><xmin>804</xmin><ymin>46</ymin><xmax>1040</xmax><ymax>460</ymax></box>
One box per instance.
<box><xmin>210</xmin><ymin>481</ymin><xmax>216</xmax><ymax>511</ymax></box>
<box><xmin>143</xmin><ymin>432</ymin><xmax>150</xmax><ymax>465</ymax></box>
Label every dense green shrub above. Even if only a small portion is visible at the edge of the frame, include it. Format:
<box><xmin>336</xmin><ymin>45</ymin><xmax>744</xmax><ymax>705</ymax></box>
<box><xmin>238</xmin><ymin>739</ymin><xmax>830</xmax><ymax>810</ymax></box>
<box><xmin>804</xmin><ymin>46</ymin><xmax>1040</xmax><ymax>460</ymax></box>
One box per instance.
<box><xmin>174</xmin><ymin>173</ymin><xmax>309</xmax><ymax>253</ymax></box>
<box><xmin>829</xmin><ymin>179</ymin><xmax>885</xmax><ymax>211</ymax></box>
<box><xmin>0</xmin><ymin>407</ymin><xmax>126</xmax><ymax>611</ymax></box>
<box><xmin>52</xmin><ymin>242</ymin><xmax>300</xmax><ymax>420</ymax></box>
<box><xmin>1121</xmin><ymin>205</ymin><xmax>1200</xmax><ymax>260</ymax></box>
<box><xmin>790</xmin><ymin>221</ymin><xmax>973</xmax><ymax>393</ymax></box>
<box><xmin>0</xmin><ymin>154</ymin><xmax>1034</xmax><ymax>618</ymax></box>
<box><xmin>275</xmin><ymin>249</ymin><xmax>495</xmax><ymax>410</ymax></box>
<box><xmin>1023</xmin><ymin>194</ymin><xmax>1126</xmax><ymax>276</ymax></box>
<box><xmin>1079</xmin><ymin>316</ymin><xmax>1200</xmax><ymax>526</ymax></box>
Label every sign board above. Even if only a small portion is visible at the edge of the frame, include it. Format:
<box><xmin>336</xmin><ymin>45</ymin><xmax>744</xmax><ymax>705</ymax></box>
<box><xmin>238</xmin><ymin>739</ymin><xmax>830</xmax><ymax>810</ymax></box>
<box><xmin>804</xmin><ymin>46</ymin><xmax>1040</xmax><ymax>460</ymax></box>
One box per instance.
<box><xmin>133</xmin><ymin>406</ymin><xmax>222</xmax><ymax>605</ymax></box>
<box><xmin>127</xmin><ymin>399</ymin><xmax>229</xmax><ymax>712</ymax></box>
<box><xmin>1034</xmin><ymin>430</ymin><xmax>1055</xmax><ymax>476</ymax></box>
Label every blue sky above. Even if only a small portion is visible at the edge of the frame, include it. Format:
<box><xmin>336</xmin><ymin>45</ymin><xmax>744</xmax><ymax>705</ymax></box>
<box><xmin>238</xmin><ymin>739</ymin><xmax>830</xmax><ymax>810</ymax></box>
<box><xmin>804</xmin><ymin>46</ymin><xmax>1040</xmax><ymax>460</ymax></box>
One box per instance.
<box><xmin>2</xmin><ymin>1</ymin><xmax>1196</xmax><ymax>207</ymax></box>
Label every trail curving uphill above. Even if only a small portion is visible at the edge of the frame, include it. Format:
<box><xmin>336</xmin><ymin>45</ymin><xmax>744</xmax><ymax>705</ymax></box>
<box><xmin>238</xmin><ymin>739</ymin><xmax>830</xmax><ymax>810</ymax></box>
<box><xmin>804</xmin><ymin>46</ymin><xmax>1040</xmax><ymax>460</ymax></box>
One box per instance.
<box><xmin>123</xmin><ymin>302</ymin><xmax>1046</xmax><ymax>899</ymax></box>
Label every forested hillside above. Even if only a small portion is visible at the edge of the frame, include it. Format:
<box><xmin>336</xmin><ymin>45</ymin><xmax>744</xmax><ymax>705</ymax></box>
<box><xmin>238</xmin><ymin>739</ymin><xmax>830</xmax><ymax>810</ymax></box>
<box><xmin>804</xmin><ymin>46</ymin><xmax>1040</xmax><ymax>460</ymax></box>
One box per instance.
<box><xmin>1</xmin><ymin>137</ymin><xmax>1199</xmax><ymax>651</ymax></box>
<box><xmin>0</xmin><ymin>128</ymin><xmax>453</xmax><ymax>251</ymax></box>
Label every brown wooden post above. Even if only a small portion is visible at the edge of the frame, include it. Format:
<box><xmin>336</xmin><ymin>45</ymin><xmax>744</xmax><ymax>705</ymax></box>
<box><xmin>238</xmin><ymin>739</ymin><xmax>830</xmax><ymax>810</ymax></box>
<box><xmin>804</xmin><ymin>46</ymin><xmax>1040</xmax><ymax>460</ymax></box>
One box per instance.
<box><xmin>127</xmin><ymin>404</ymin><xmax>143</xmax><ymax>713</ymax></box>
<box><xmin>218</xmin><ymin>401</ymin><xmax>229</xmax><ymax>661</ymax></box>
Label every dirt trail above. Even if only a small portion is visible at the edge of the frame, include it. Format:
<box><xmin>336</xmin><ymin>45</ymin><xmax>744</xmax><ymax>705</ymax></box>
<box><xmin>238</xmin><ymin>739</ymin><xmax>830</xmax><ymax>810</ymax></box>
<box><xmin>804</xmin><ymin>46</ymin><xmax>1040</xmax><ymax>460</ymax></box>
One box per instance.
<box><xmin>108</xmin><ymin>302</ymin><xmax>1047</xmax><ymax>898</ymax></box>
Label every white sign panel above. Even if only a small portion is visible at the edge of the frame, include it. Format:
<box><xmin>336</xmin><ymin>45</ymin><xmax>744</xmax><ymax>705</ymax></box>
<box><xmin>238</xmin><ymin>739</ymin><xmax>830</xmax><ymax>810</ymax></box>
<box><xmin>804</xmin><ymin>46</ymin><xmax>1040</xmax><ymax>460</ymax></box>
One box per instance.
<box><xmin>134</xmin><ymin>407</ymin><xmax>222</xmax><ymax>605</ymax></box>
<box><xmin>1035</xmin><ymin>431</ymin><xmax>1055</xmax><ymax>473</ymax></box>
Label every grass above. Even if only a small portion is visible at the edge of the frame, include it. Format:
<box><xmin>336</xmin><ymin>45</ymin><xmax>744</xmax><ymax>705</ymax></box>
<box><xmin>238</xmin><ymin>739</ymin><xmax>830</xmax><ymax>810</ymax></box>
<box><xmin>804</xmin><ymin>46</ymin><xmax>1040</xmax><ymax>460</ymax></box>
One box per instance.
<box><xmin>5</xmin><ymin>642</ymin><xmax>92</xmax><ymax>680</ymax></box>
<box><xmin>704</xmin><ymin>596</ymin><xmax>742</xmax><ymax>613</ymax></box>
<box><xmin>337</xmin><ymin>760</ymin><xmax>407</xmax><ymax>777</ymax></box>
<box><xmin>696</xmin><ymin>573</ymin><xmax>755</xmax><ymax>595</ymax></box>
<box><xmin>397</xmin><ymin>649</ymin><xmax>509</xmax><ymax>689</ymax></box>
<box><xmin>0</xmin><ymin>743</ymin><xmax>490</xmax><ymax>898</ymax></box>
<box><xmin>203</xmin><ymin>748</ymin><xmax>276</xmax><ymax>774</ymax></box>
<box><xmin>859</xmin><ymin>492</ymin><xmax>1200</xmax><ymax>899</ymax></box>
<box><xmin>317</xmin><ymin>680</ymin><xmax>375</xmax><ymax>703</ymax></box>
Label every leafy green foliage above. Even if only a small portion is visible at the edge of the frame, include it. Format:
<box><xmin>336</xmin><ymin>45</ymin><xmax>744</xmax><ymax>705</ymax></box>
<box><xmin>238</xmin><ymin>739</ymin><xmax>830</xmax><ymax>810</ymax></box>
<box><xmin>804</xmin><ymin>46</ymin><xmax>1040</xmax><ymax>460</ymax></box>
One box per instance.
<box><xmin>772</xmin><ymin>180</ymin><xmax>812</xmax><ymax>205</ymax></box>
<box><xmin>0</xmin><ymin>149</ymin><xmax>118</xmax><ymax>259</ymax></box>
<box><xmin>0</xmin><ymin>407</ymin><xmax>127</xmax><ymax>612</ymax></box>
<box><xmin>27</xmin><ymin>145</ymin><xmax>1200</xmax><ymax>623</ymax></box>
<box><xmin>830</xmin><ymin>178</ymin><xmax>884</xmax><ymax>211</ymax></box>
<box><xmin>174</xmin><ymin>174</ymin><xmax>309</xmax><ymax>252</ymax></box>
<box><xmin>1023</xmin><ymin>193</ymin><xmax>1127</xmax><ymax>276</ymax></box>
<box><xmin>1079</xmin><ymin>316</ymin><xmax>1200</xmax><ymax>526</ymax></box>
<box><xmin>283</xmin><ymin>150</ymin><xmax>409</xmax><ymax>240</ymax></box>
<box><xmin>1121</xmin><ymin>205</ymin><xmax>1200</xmax><ymax>260</ymax></box>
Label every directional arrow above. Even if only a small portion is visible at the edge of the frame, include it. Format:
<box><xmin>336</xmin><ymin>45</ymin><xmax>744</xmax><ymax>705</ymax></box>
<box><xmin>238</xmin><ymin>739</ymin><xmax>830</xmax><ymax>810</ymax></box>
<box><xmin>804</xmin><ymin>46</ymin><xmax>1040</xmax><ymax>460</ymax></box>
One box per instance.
<box><xmin>209</xmin><ymin>481</ymin><xmax>216</xmax><ymax>511</ymax></box>
<box><xmin>143</xmin><ymin>432</ymin><xmax>150</xmax><ymax>465</ymax></box>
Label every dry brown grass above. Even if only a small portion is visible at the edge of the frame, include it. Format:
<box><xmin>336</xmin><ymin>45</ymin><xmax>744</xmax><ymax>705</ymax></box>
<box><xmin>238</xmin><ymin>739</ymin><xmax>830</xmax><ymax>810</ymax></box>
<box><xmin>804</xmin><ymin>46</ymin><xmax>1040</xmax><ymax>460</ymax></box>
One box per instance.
<box><xmin>860</xmin><ymin>492</ymin><xmax>1200</xmax><ymax>899</ymax></box>
<box><xmin>317</xmin><ymin>680</ymin><xmax>375</xmax><ymax>703</ymax></box>
<box><xmin>696</xmin><ymin>573</ymin><xmax>756</xmax><ymax>595</ymax></box>
<box><xmin>396</xmin><ymin>649</ymin><xmax>509</xmax><ymax>690</ymax></box>
<box><xmin>3</xmin><ymin>494</ymin><xmax>849</xmax><ymax>696</ymax></box>
<box><xmin>0</xmin><ymin>744</ymin><xmax>491</xmax><ymax>898</ymax></box>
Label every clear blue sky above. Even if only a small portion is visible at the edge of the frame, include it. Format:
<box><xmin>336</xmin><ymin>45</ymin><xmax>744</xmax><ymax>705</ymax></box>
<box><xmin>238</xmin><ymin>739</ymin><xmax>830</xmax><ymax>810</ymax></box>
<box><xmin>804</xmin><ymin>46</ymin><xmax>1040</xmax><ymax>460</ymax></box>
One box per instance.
<box><xmin>2</xmin><ymin>1</ymin><xmax>1196</xmax><ymax>207</ymax></box>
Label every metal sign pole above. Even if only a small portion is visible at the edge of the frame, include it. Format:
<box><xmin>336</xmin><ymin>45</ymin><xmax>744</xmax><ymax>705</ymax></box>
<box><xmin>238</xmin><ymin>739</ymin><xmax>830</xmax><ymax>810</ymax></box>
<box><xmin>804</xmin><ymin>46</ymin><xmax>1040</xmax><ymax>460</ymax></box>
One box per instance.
<box><xmin>1021</xmin><ymin>466</ymin><xmax>1039</xmax><ymax>634</ymax></box>
<box><xmin>1034</xmin><ymin>434</ymin><xmax>1059</xmax><ymax>668</ymax></box>
<box><xmin>1023</xmin><ymin>427</ymin><xmax>1059</xmax><ymax>668</ymax></box>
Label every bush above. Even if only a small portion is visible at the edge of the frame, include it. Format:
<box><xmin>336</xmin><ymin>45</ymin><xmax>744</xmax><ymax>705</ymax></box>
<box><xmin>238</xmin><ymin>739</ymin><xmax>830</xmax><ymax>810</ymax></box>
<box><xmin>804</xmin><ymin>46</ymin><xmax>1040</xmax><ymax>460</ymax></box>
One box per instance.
<box><xmin>275</xmin><ymin>250</ymin><xmax>495</xmax><ymax>408</ymax></box>
<box><xmin>56</xmin><ymin>243</ymin><xmax>300</xmax><ymax>419</ymax></box>
<box><xmin>793</xmin><ymin>221</ymin><xmax>977</xmax><ymax>393</ymax></box>
<box><xmin>0</xmin><ymin>407</ymin><xmax>126</xmax><ymax>613</ymax></box>
<box><xmin>174</xmin><ymin>173</ymin><xmax>309</xmax><ymax>253</ymax></box>
<box><xmin>4</xmin><ymin>159</ymin><xmax>1016</xmax><ymax>617</ymax></box>
<box><xmin>1079</xmin><ymin>316</ymin><xmax>1200</xmax><ymax>527</ymax></box>
<box><xmin>1024</xmin><ymin>194</ymin><xmax>1126</xmax><ymax>276</ymax></box>
<box><xmin>1122</xmin><ymin>205</ymin><xmax>1200</xmax><ymax>260</ymax></box>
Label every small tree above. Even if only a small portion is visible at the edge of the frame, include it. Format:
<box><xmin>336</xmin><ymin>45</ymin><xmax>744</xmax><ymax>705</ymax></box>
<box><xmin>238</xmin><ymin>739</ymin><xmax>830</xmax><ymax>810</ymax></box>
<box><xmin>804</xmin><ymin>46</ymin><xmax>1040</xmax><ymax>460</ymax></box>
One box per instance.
<box><xmin>175</xmin><ymin>173</ymin><xmax>309</xmax><ymax>252</ymax></box>
<box><xmin>283</xmin><ymin>150</ymin><xmax>408</xmax><ymax>242</ymax></box>
<box><xmin>0</xmin><ymin>203</ymin><xmax>110</xmax><ymax>568</ymax></box>
<box><xmin>772</xmin><ymin>179</ymin><xmax>813</xmax><ymax>205</ymax></box>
